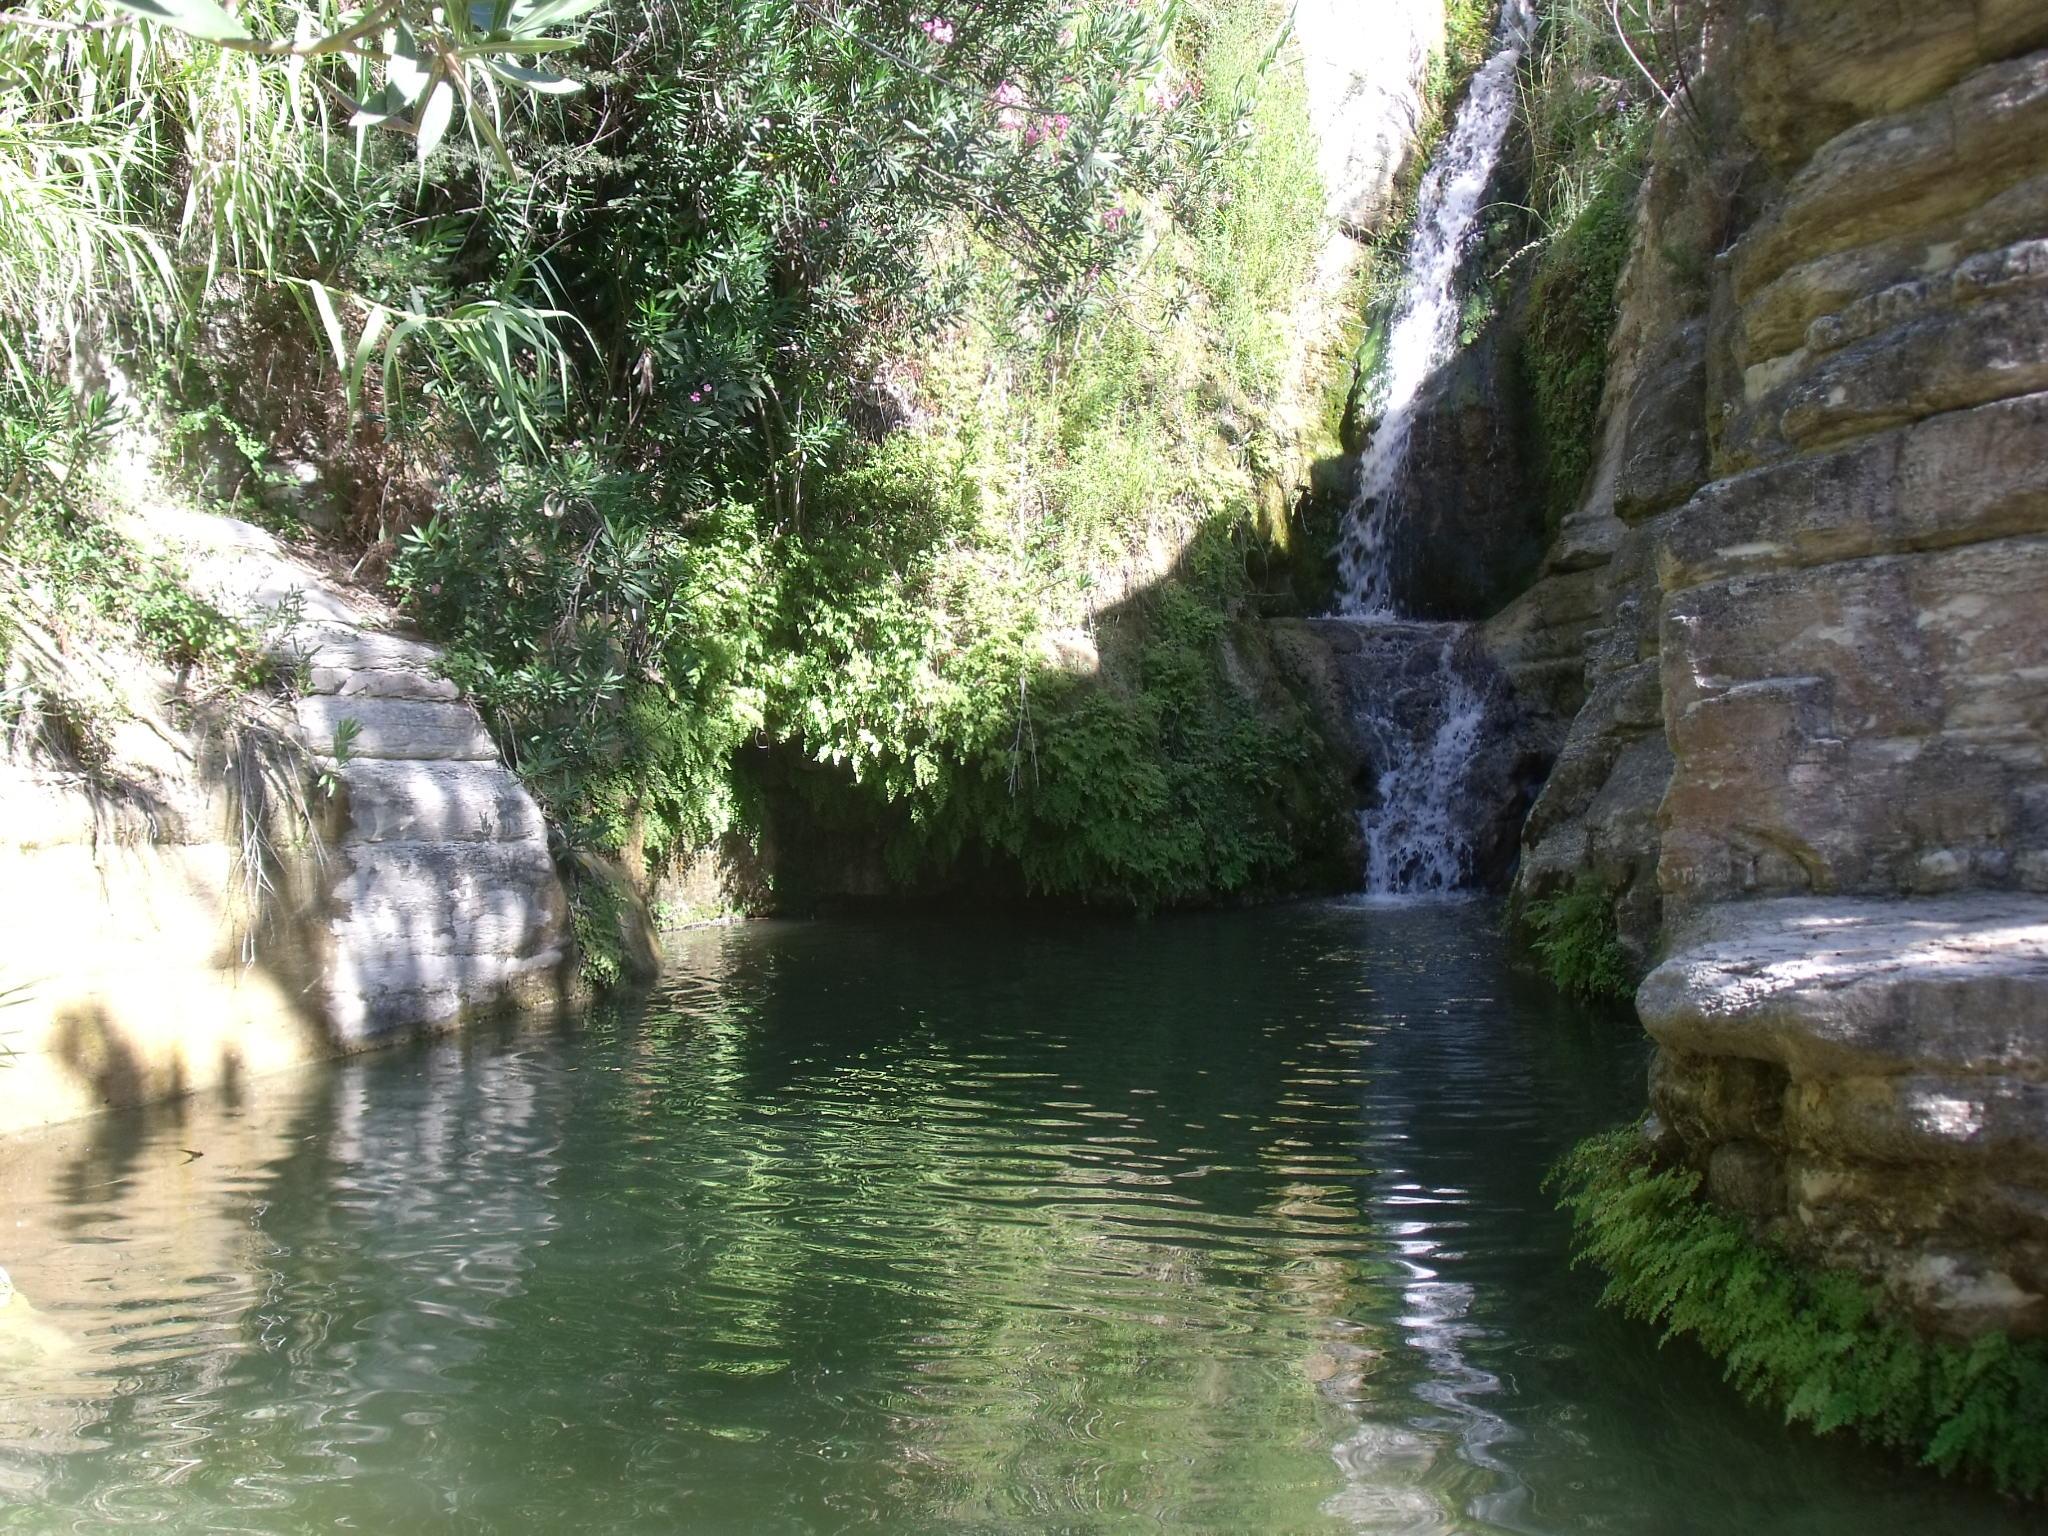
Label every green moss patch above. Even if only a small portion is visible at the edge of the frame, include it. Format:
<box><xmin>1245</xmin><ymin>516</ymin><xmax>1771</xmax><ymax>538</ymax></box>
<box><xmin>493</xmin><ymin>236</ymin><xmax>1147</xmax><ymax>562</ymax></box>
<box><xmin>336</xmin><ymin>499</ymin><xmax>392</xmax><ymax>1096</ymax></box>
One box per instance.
<box><xmin>1520</xmin><ymin>156</ymin><xmax>1642</xmax><ymax>526</ymax></box>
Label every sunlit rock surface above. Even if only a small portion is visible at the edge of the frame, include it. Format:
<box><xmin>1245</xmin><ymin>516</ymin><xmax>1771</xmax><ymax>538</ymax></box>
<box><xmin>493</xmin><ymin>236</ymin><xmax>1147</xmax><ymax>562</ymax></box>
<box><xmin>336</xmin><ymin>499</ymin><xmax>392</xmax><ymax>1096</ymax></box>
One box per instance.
<box><xmin>1495</xmin><ymin>0</ymin><xmax>2048</xmax><ymax>1332</ymax></box>
<box><xmin>1640</xmin><ymin>896</ymin><xmax>2048</xmax><ymax>1333</ymax></box>
<box><xmin>1295</xmin><ymin>0</ymin><xmax>1443</xmax><ymax>238</ymax></box>
<box><xmin>0</xmin><ymin>508</ymin><xmax>566</xmax><ymax>1133</ymax></box>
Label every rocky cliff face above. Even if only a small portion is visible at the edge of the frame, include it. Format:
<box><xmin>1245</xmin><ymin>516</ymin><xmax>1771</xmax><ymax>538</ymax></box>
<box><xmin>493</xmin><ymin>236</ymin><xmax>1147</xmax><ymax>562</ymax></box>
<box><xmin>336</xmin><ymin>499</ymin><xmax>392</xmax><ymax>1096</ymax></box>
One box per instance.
<box><xmin>1295</xmin><ymin>0</ymin><xmax>1443</xmax><ymax>239</ymax></box>
<box><xmin>1496</xmin><ymin>0</ymin><xmax>2048</xmax><ymax>1335</ymax></box>
<box><xmin>0</xmin><ymin>507</ymin><xmax>567</xmax><ymax>1135</ymax></box>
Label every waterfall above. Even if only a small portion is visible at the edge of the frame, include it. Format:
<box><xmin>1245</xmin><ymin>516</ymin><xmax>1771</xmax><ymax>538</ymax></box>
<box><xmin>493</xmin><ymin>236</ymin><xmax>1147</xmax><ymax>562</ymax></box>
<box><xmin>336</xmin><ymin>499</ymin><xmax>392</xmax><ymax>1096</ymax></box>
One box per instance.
<box><xmin>1357</xmin><ymin>631</ymin><xmax>1490</xmax><ymax>896</ymax></box>
<box><xmin>1335</xmin><ymin>0</ymin><xmax>1538</xmax><ymax>617</ymax></box>
<box><xmin>1326</xmin><ymin>0</ymin><xmax>1535</xmax><ymax>899</ymax></box>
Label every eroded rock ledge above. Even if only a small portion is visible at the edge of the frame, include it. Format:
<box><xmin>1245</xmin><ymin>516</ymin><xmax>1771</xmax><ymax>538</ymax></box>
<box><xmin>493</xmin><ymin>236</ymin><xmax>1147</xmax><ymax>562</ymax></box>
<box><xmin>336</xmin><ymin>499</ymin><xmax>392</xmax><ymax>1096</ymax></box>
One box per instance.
<box><xmin>1640</xmin><ymin>896</ymin><xmax>2048</xmax><ymax>1335</ymax></box>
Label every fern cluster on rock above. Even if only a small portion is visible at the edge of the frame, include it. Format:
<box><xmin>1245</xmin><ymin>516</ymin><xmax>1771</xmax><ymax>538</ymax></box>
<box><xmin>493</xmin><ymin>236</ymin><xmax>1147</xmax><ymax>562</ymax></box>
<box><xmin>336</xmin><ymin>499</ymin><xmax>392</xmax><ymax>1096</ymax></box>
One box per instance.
<box><xmin>1553</xmin><ymin>1128</ymin><xmax>2048</xmax><ymax>1497</ymax></box>
<box><xmin>1524</xmin><ymin>871</ymin><xmax>1632</xmax><ymax>1000</ymax></box>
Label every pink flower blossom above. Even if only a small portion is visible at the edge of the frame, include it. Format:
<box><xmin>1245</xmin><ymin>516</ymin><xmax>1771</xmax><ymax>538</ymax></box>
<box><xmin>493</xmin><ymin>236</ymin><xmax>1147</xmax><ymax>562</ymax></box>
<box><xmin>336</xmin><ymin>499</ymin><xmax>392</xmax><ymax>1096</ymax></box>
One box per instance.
<box><xmin>916</xmin><ymin>14</ymin><xmax>954</xmax><ymax>44</ymax></box>
<box><xmin>1102</xmin><ymin>204</ymin><xmax>1127</xmax><ymax>230</ymax></box>
<box><xmin>1147</xmin><ymin>77</ymin><xmax>1190</xmax><ymax>112</ymax></box>
<box><xmin>993</xmin><ymin>80</ymin><xmax>1029</xmax><ymax>132</ymax></box>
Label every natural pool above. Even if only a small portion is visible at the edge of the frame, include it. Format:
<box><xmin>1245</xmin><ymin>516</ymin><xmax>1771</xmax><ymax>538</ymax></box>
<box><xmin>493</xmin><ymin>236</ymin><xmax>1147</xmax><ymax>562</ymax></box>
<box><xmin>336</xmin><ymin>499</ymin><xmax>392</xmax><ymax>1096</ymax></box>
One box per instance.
<box><xmin>0</xmin><ymin>903</ymin><xmax>2033</xmax><ymax>1534</ymax></box>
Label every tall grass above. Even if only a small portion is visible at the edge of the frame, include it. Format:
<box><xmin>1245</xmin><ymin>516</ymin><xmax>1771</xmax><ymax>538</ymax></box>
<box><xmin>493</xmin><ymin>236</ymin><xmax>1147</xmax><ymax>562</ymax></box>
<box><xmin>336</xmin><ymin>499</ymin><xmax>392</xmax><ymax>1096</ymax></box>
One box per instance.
<box><xmin>1519</xmin><ymin>0</ymin><xmax>1694</xmax><ymax>237</ymax></box>
<box><xmin>0</xmin><ymin>0</ymin><xmax>580</xmax><ymax>439</ymax></box>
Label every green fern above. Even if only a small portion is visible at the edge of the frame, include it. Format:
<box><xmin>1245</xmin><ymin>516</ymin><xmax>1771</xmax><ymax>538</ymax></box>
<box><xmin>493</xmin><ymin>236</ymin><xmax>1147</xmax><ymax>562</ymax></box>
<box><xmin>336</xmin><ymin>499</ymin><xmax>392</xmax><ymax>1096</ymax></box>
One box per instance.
<box><xmin>1552</xmin><ymin>1129</ymin><xmax>2048</xmax><ymax>1496</ymax></box>
<box><xmin>1524</xmin><ymin>872</ymin><xmax>1632</xmax><ymax>1001</ymax></box>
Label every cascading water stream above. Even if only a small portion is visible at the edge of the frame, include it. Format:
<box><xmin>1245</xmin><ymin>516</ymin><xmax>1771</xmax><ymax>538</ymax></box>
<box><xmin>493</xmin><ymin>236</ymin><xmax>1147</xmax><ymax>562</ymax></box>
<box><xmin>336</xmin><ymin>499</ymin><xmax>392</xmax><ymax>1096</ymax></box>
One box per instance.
<box><xmin>1327</xmin><ymin>0</ymin><xmax>1537</xmax><ymax>899</ymax></box>
<box><xmin>1335</xmin><ymin>0</ymin><xmax>1538</xmax><ymax>617</ymax></box>
<box><xmin>1356</xmin><ymin>632</ymin><xmax>1490</xmax><ymax>896</ymax></box>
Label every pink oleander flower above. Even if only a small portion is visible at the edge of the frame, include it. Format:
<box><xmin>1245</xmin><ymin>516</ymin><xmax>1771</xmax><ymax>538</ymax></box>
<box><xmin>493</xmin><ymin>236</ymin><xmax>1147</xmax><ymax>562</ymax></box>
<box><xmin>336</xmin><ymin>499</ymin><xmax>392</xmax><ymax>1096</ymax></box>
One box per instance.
<box><xmin>1147</xmin><ymin>77</ymin><xmax>1190</xmax><ymax>112</ymax></box>
<box><xmin>1102</xmin><ymin>204</ymin><xmax>1126</xmax><ymax>230</ymax></box>
<box><xmin>918</xmin><ymin>15</ymin><xmax>954</xmax><ymax>44</ymax></box>
<box><xmin>994</xmin><ymin>79</ymin><xmax>1029</xmax><ymax>133</ymax></box>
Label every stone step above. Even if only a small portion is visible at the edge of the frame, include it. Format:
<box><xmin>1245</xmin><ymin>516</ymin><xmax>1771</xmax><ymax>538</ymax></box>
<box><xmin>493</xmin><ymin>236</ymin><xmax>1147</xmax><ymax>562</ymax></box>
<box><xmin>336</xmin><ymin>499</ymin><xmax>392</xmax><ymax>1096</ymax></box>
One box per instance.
<box><xmin>305</xmin><ymin>666</ymin><xmax>460</xmax><ymax>702</ymax></box>
<box><xmin>296</xmin><ymin>695</ymin><xmax>498</xmax><ymax>762</ymax></box>
<box><xmin>327</xmin><ymin>840</ymin><xmax>564</xmax><ymax>960</ymax></box>
<box><xmin>324</xmin><ymin>944</ymin><xmax>567</xmax><ymax>1045</ymax></box>
<box><xmin>275</xmin><ymin>619</ymin><xmax>461</xmax><ymax>703</ymax></box>
<box><xmin>335</xmin><ymin>758</ymin><xmax>547</xmax><ymax>845</ymax></box>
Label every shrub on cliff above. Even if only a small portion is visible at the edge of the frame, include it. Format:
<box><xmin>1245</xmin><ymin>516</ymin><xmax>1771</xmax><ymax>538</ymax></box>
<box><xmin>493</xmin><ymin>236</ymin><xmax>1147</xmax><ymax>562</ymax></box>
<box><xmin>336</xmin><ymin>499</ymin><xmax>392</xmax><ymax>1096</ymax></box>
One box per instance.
<box><xmin>383</xmin><ymin>0</ymin><xmax>1345</xmax><ymax>906</ymax></box>
<box><xmin>1</xmin><ymin>0</ymin><xmax>1343</xmax><ymax>909</ymax></box>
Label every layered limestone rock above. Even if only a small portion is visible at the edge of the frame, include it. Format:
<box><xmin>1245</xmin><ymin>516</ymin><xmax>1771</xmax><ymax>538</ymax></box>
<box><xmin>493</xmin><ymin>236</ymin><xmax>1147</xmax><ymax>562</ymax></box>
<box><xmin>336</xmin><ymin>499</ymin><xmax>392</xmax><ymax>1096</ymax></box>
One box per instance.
<box><xmin>0</xmin><ymin>508</ymin><xmax>567</xmax><ymax>1134</ymax></box>
<box><xmin>1640</xmin><ymin>897</ymin><xmax>2048</xmax><ymax>1335</ymax></box>
<box><xmin>1500</xmin><ymin>0</ymin><xmax>2048</xmax><ymax>1332</ymax></box>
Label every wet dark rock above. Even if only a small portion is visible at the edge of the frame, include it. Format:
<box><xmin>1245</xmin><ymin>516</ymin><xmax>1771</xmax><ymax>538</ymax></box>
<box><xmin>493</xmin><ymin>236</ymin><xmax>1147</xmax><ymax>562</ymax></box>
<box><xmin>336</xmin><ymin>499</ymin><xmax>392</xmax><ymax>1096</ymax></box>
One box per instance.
<box><xmin>1270</xmin><ymin>617</ymin><xmax>1546</xmax><ymax>891</ymax></box>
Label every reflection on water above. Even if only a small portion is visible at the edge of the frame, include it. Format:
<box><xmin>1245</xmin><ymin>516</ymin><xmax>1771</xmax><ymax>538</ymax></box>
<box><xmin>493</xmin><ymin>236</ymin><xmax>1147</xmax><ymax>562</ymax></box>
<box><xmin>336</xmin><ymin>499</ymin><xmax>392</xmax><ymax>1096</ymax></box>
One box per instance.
<box><xmin>0</xmin><ymin>905</ymin><xmax>2031</xmax><ymax>1534</ymax></box>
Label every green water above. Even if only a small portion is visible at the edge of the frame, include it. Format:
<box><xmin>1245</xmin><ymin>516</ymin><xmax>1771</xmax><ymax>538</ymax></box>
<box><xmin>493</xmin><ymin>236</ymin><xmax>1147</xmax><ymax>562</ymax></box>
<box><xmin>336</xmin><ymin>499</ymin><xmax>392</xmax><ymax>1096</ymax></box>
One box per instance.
<box><xmin>0</xmin><ymin>904</ymin><xmax>2033</xmax><ymax>1533</ymax></box>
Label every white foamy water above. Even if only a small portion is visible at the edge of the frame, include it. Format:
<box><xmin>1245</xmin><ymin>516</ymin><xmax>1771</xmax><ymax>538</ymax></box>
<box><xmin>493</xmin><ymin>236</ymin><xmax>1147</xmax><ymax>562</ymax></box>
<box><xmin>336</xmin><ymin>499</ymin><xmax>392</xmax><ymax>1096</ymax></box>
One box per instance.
<box><xmin>1335</xmin><ymin>0</ymin><xmax>1539</xmax><ymax>616</ymax></box>
<box><xmin>1355</xmin><ymin>628</ymin><xmax>1490</xmax><ymax>898</ymax></box>
<box><xmin>1323</xmin><ymin>2</ymin><xmax>1534</xmax><ymax>898</ymax></box>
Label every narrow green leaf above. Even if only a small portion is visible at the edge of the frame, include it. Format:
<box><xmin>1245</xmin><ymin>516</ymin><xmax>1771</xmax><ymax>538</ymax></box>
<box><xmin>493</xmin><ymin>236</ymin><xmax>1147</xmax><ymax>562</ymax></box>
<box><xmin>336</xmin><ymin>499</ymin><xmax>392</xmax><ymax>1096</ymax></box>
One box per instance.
<box><xmin>98</xmin><ymin>0</ymin><xmax>251</xmax><ymax>42</ymax></box>
<box><xmin>463</xmin><ymin>35</ymin><xmax>581</xmax><ymax>53</ymax></box>
<box><xmin>348</xmin><ymin>306</ymin><xmax>391</xmax><ymax>414</ymax></box>
<box><xmin>387</xmin><ymin>23</ymin><xmax>431</xmax><ymax>106</ymax></box>
<box><xmin>307</xmin><ymin>281</ymin><xmax>348</xmax><ymax>373</ymax></box>
<box><xmin>482</xmin><ymin>59</ymin><xmax>582</xmax><ymax>95</ymax></box>
<box><xmin>506</xmin><ymin>0</ymin><xmax>605</xmax><ymax>34</ymax></box>
<box><xmin>347</xmin><ymin>82</ymin><xmax>409</xmax><ymax>128</ymax></box>
<box><xmin>416</xmin><ymin>76</ymin><xmax>456</xmax><ymax>160</ymax></box>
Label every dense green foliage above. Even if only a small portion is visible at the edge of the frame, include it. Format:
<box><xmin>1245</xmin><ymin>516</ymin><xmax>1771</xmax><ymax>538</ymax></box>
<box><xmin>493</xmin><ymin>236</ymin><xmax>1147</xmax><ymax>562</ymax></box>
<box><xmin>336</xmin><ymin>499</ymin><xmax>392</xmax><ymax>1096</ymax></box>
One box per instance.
<box><xmin>0</xmin><ymin>376</ymin><xmax>268</xmax><ymax>767</ymax></box>
<box><xmin>1515</xmin><ymin>0</ymin><xmax>1659</xmax><ymax>520</ymax></box>
<box><xmin>374</xmin><ymin>0</ymin><xmax>1347</xmax><ymax>908</ymax></box>
<box><xmin>0</xmin><ymin>0</ymin><xmax>1348</xmax><ymax>918</ymax></box>
<box><xmin>1521</xmin><ymin>162</ymin><xmax>1638</xmax><ymax>522</ymax></box>
<box><xmin>1523</xmin><ymin>870</ymin><xmax>1631</xmax><ymax>1000</ymax></box>
<box><xmin>1554</xmin><ymin>1129</ymin><xmax>2048</xmax><ymax>1496</ymax></box>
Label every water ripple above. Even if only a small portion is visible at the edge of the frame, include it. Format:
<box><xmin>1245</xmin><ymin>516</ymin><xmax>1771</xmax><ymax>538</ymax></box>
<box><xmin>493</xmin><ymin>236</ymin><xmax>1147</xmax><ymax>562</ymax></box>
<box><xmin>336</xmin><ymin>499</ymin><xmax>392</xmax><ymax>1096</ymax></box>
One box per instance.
<box><xmin>0</xmin><ymin>906</ymin><xmax>2030</xmax><ymax>1535</ymax></box>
